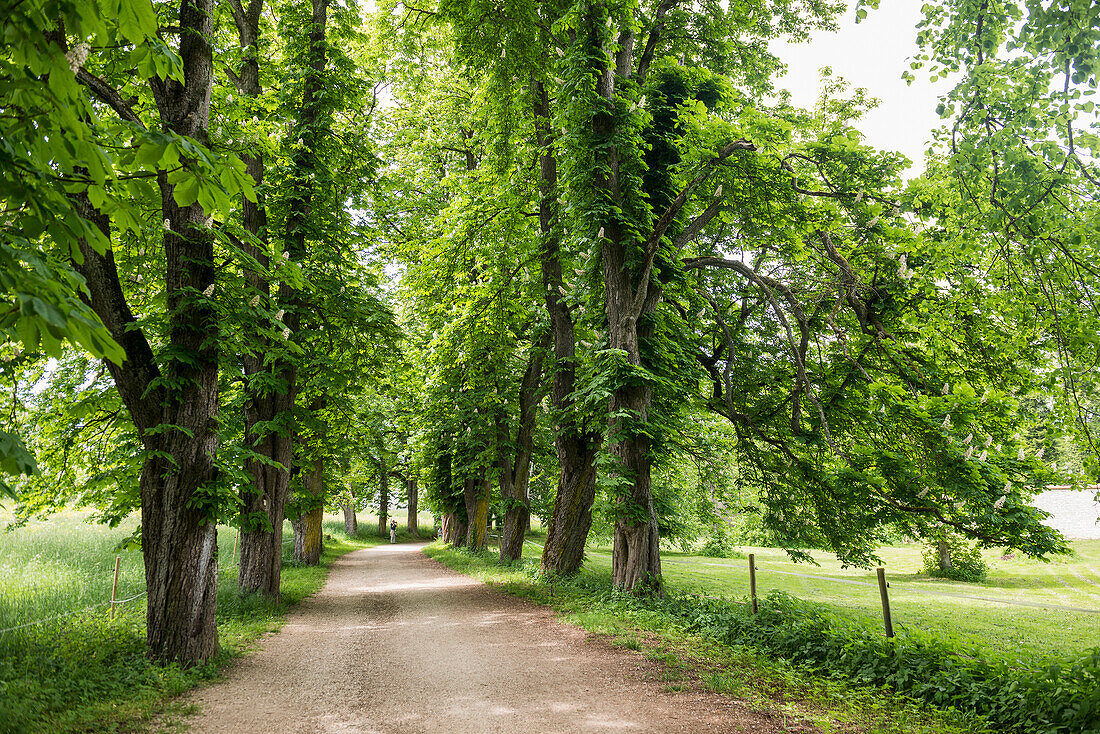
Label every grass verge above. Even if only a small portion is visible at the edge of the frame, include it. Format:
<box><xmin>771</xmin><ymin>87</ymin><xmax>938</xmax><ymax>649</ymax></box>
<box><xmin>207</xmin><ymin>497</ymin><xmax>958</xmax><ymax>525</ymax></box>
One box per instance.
<box><xmin>424</xmin><ymin>543</ymin><xmax>992</xmax><ymax>734</ymax></box>
<box><xmin>0</xmin><ymin>516</ymin><xmax>374</xmax><ymax>734</ymax></box>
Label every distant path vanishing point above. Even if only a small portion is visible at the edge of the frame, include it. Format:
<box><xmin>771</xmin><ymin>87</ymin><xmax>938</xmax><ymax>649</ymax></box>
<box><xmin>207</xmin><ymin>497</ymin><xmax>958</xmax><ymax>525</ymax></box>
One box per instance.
<box><xmin>177</xmin><ymin>543</ymin><xmax>758</xmax><ymax>734</ymax></box>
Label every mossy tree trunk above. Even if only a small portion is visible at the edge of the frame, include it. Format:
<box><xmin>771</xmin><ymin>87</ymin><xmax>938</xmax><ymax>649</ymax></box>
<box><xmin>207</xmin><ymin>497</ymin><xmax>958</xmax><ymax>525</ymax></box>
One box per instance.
<box><xmin>532</xmin><ymin>80</ymin><xmax>603</xmax><ymax>576</ymax></box>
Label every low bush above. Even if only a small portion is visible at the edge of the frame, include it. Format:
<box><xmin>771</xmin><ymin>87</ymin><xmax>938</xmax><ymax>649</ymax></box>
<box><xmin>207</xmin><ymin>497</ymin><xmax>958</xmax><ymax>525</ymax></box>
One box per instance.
<box><xmin>921</xmin><ymin>535</ymin><xmax>989</xmax><ymax>582</ymax></box>
<box><xmin>696</xmin><ymin>533</ymin><xmax>745</xmax><ymax>559</ymax></box>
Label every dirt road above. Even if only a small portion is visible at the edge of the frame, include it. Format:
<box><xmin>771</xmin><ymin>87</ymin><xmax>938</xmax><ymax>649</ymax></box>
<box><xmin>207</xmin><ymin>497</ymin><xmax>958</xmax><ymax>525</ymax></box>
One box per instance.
<box><xmin>178</xmin><ymin>543</ymin><xmax>765</xmax><ymax>733</ymax></box>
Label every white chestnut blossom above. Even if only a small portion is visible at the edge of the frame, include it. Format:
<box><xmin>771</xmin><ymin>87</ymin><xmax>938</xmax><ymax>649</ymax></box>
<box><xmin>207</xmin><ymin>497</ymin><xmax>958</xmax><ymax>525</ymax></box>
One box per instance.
<box><xmin>66</xmin><ymin>43</ymin><xmax>90</xmax><ymax>73</ymax></box>
<box><xmin>994</xmin><ymin>495</ymin><xmax>1006</xmax><ymax>509</ymax></box>
<box><xmin>202</xmin><ymin>283</ymin><xmax>215</xmax><ymax>297</ymax></box>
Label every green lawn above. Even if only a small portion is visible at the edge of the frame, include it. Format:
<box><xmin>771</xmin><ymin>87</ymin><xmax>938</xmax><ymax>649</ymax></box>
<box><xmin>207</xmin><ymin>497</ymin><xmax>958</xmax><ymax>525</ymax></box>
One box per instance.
<box><xmin>519</xmin><ymin>539</ymin><xmax>1100</xmax><ymax>660</ymax></box>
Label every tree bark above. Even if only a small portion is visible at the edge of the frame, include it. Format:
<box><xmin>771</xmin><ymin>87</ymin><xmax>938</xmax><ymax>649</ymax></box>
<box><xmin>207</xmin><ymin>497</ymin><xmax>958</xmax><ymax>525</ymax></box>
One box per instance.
<box><xmin>377</xmin><ymin>452</ymin><xmax>389</xmax><ymax>536</ymax></box>
<box><xmin>342</xmin><ymin>499</ymin><xmax>358</xmax><ymax>536</ymax></box>
<box><xmin>937</xmin><ymin>538</ymin><xmax>954</xmax><ymax>572</ymax></box>
<box><xmin>406</xmin><ymin>477</ymin><xmax>419</xmax><ymax>538</ymax></box>
<box><xmin>588</xmin><ymin>14</ymin><xmax>663</xmax><ymax>594</ymax></box>
<box><xmin>532</xmin><ymin>80</ymin><xmax>603</xmax><ymax>576</ymax></box>
<box><xmin>443</xmin><ymin>511</ymin><xmax>467</xmax><ymax>547</ymax></box>
<box><xmin>463</xmin><ymin>471</ymin><xmax>489</xmax><ymax>550</ymax></box>
<box><xmin>500</xmin><ymin>333</ymin><xmax>548</xmax><ymax>562</ymax></box>
<box><xmin>293</xmin><ymin>453</ymin><xmax>324</xmax><ymax>565</ymax></box>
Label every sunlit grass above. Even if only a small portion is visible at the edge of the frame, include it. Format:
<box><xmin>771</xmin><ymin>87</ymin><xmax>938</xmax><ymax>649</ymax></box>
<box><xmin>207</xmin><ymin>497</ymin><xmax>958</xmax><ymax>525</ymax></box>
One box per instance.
<box><xmin>520</xmin><ymin>539</ymin><xmax>1100</xmax><ymax>660</ymax></box>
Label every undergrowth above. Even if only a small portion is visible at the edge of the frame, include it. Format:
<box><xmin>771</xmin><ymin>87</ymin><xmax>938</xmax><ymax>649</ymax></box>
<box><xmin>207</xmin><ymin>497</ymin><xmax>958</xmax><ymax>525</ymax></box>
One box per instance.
<box><xmin>425</xmin><ymin>543</ymin><xmax>1100</xmax><ymax>734</ymax></box>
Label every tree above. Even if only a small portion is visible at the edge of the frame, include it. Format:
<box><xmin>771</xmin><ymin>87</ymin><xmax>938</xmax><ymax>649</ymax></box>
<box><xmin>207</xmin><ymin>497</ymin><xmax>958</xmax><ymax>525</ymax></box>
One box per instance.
<box><xmin>52</xmin><ymin>0</ymin><xmax>256</xmax><ymax>662</ymax></box>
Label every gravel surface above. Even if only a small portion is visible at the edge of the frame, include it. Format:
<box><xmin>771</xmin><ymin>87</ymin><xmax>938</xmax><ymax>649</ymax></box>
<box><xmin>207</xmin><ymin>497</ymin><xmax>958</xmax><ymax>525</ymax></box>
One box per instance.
<box><xmin>177</xmin><ymin>543</ymin><xmax>809</xmax><ymax>733</ymax></box>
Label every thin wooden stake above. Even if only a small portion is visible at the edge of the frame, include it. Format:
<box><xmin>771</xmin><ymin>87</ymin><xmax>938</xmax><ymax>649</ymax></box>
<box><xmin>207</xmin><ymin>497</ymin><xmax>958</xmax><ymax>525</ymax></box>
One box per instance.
<box><xmin>109</xmin><ymin>555</ymin><xmax>121</xmax><ymax>620</ymax></box>
<box><xmin>748</xmin><ymin>553</ymin><xmax>758</xmax><ymax>614</ymax></box>
<box><xmin>232</xmin><ymin>529</ymin><xmax>239</xmax><ymax>566</ymax></box>
<box><xmin>877</xmin><ymin>567</ymin><xmax>894</xmax><ymax>638</ymax></box>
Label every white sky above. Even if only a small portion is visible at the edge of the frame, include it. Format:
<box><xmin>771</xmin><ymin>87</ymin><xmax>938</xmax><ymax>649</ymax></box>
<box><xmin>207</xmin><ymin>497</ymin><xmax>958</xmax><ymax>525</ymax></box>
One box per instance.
<box><xmin>769</xmin><ymin>0</ymin><xmax>945</xmax><ymax>177</ymax></box>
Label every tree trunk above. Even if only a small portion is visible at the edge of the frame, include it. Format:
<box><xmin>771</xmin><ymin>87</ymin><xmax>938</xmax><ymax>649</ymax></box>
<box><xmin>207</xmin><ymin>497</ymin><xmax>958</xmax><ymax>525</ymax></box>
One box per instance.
<box><xmin>293</xmin><ymin>454</ymin><xmax>324</xmax><ymax>565</ymax></box>
<box><xmin>937</xmin><ymin>538</ymin><xmax>954</xmax><ymax>572</ymax></box>
<box><xmin>406</xmin><ymin>477</ymin><xmax>419</xmax><ymax>538</ymax></box>
<box><xmin>532</xmin><ymin>80</ymin><xmax>604</xmax><ymax>576</ymax></box>
<box><xmin>463</xmin><ymin>472</ymin><xmax>489</xmax><ymax>550</ymax></box>
<box><xmin>377</xmin><ymin>452</ymin><xmax>389</xmax><ymax>536</ymax></box>
<box><xmin>500</xmin><ymin>334</ymin><xmax>548</xmax><ymax>562</ymax></box>
<box><xmin>588</xmin><ymin>15</ymin><xmax>663</xmax><ymax>594</ymax></box>
<box><xmin>141</xmin><ymin>0</ymin><xmax>221</xmax><ymax>662</ymax></box>
<box><xmin>342</xmin><ymin>501</ymin><xmax>358</xmax><ymax>536</ymax></box>
<box><xmin>443</xmin><ymin>511</ymin><xmax>467</xmax><ymax>547</ymax></box>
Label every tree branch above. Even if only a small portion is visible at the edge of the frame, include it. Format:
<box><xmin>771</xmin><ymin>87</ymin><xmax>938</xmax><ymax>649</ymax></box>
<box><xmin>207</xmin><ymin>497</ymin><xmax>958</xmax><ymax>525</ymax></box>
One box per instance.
<box><xmin>76</xmin><ymin>70</ymin><xmax>144</xmax><ymax>127</ymax></box>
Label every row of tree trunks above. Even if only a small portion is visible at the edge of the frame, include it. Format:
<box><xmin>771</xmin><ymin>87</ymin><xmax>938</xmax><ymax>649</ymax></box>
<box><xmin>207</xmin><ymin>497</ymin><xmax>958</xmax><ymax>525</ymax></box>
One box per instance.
<box><xmin>532</xmin><ymin>80</ymin><xmax>603</xmax><ymax>576</ymax></box>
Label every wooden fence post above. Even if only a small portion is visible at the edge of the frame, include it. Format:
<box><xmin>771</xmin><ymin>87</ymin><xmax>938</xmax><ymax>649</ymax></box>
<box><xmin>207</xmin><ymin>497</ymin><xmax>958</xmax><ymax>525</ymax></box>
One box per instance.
<box><xmin>109</xmin><ymin>555</ymin><xmax>121</xmax><ymax>620</ymax></box>
<box><xmin>749</xmin><ymin>553</ymin><xmax>758</xmax><ymax>614</ymax></box>
<box><xmin>876</xmin><ymin>567</ymin><xmax>894</xmax><ymax>638</ymax></box>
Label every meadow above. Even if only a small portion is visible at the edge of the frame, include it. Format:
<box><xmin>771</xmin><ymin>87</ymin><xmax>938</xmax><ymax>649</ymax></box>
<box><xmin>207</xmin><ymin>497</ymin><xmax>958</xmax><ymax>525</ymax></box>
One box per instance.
<box><xmin>573</xmin><ymin>540</ymin><xmax>1100</xmax><ymax>660</ymax></box>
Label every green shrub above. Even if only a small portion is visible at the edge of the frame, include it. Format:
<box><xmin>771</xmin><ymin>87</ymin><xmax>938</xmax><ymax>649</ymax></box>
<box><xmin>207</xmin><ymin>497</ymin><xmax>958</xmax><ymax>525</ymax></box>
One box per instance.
<box><xmin>921</xmin><ymin>535</ymin><xmax>988</xmax><ymax>582</ymax></box>
<box><xmin>697</xmin><ymin>533</ymin><xmax>745</xmax><ymax>559</ymax></box>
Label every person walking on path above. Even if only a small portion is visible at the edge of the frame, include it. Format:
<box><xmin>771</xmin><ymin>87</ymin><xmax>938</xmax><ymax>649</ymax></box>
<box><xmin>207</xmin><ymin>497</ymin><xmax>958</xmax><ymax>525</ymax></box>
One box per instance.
<box><xmin>389</xmin><ymin>518</ymin><xmax>398</xmax><ymax>544</ymax></box>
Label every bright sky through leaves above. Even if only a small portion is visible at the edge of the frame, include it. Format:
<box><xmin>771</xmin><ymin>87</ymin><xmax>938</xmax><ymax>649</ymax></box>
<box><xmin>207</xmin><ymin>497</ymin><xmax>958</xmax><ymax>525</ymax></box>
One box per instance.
<box><xmin>770</xmin><ymin>0</ymin><xmax>941</xmax><ymax>177</ymax></box>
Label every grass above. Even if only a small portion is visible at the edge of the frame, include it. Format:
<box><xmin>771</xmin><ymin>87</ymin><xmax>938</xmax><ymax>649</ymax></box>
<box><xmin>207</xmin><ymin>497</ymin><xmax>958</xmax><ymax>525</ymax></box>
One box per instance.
<box><xmin>425</xmin><ymin>542</ymin><xmax>990</xmax><ymax>734</ymax></box>
<box><xmin>574</xmin><ymin>540</ymin><xmax>1100</xmax><ymax>660</ymax></box>
<box><xmin>0</xmin><ymin>509</ymin><xmax>401</xmax><ymax>734</ymax></box>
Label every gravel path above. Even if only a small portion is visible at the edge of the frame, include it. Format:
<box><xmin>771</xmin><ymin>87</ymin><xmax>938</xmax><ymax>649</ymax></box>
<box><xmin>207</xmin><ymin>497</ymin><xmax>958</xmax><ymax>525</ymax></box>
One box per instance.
<box><xmin>178</xmin><ymin>543</ymin><xmax>775</xmax><ymax>734</ymax></box>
